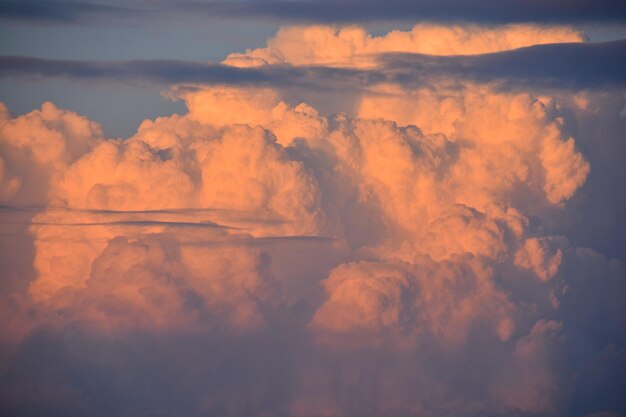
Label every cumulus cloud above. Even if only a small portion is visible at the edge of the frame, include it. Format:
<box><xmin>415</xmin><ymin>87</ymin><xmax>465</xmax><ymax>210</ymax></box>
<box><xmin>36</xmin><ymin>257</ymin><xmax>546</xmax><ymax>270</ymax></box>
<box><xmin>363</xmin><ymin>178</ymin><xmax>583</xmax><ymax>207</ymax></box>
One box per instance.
<box><xmin>515</xmin><ymin>237</ymin><xmax>563</xmax><ymax>281</ymax></box>
<box><xmin>1</xmin><ymin>22</ymin><xmax>625</xmax><ymax>417</ymax></box>
<box><xmin>310</xmin><ymin>256</ymin><xmax>515</xmax><ymax>349</ymax></box>
<box><xmin>0</xmin><ymin>101</ymin><xmax>103</xmax><ymax>205</ymax></box>
<box><xmin>224</xmin><ymin>24</ymin><xmax>585</xmax><ymax>67</ymax></box>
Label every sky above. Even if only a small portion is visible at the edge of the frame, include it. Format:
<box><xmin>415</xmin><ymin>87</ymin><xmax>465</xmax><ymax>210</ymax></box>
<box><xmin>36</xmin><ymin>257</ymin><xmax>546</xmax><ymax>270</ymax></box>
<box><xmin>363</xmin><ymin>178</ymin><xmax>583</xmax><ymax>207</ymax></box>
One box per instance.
<box><xmin>1</xmin><ymin>1</ymin><xmax>626</xmax><ymax>417</ymax></box>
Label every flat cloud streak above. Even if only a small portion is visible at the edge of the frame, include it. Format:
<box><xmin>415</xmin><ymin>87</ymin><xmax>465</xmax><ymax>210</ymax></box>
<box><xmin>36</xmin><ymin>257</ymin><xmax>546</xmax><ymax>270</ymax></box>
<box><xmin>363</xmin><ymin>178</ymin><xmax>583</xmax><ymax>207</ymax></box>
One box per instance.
<box><xmin>0</xmin><ymin>0</ymin><xmax>141</xmax><ymax>24</ymax></box>
<box><xmin>1</xmin><ymin>0</ymin><xmax>626</xmax><ymax>25</ymax></box>
<box><xmin>382</xmin><ymin>39</ymin><xmax>626</xmax><ymax>89</ymax></box>
<box><xmin>1</xmin><ymin>40</ymin><xmax>626</xmax><ymax>90</ymax></box>
<box><xmin>0</xmin><ymin>56</ymin><xmax>380</xmax><ymax>91</ymax></box>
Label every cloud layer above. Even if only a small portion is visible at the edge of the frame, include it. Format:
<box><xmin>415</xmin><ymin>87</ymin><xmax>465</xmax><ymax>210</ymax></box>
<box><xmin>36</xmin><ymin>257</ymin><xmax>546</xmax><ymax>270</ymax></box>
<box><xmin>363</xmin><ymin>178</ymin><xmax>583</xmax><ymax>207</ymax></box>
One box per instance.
<box><xmin>2</xmin><ymin>0</ymin><xmax>626</xmax><ymax>25</ymax></box>
<box><xmin>3</xmin><ymin>36</ymin><xmax>626</xmax><ymax>91</ymax></box>
<box><xmin>1</xmin><ymin>23</ymin><xmax>626</xmax><ymax>417</ymax></box>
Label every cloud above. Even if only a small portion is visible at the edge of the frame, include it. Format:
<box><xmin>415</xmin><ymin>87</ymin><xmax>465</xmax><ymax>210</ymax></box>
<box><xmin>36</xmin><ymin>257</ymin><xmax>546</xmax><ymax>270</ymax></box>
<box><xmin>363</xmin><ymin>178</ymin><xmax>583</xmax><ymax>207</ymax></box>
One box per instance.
<box><xmin>490</xmin><ymin>319</ymin><xmax>564</xmax><ymax>413</ymax></box>
<box><xmin>0</xmin><ymin>101</ymin><xmax>103</xmax><ymax>205</ymax></box>
<box><xmin>0</xmin><ymin>55</ymin><xmax>378</xmax><ymax>92</ymax></box>
<box><xmin>2</xmin><ymin>39</ymin><xmax>626</xmax><ymax>91</ymax></box>
<box><xmin>2</xmin><ymin>0</ymin><xmax>626</xmax><ymax>25</ymax></box>
<box><xmin>514</xmin><ymin>237</ymin><xmax>563</xmax><ymax>282</ymax></box>
<box><xmin>224</xmin><ymin>23</ymin><xmax>586</xmax><ymax>67</ymax></box>
<box><xmin>310</xmin><ymin>256</ymin><xmax>515</xmax><ymax>349</ymax></box>
<box><xmin>1</xmin><ymin>22</ymin><xmax>625</xmax><ymax>417</ymax></box>
<box><xmin>0</xmin><ymin>0</ymin><xmax>142</xmax><ymax>24</ymax></box>
<box><xmin>381</xmin><ymin>39</ymin><xmax>626</xmax><ymax>90</ymax></box>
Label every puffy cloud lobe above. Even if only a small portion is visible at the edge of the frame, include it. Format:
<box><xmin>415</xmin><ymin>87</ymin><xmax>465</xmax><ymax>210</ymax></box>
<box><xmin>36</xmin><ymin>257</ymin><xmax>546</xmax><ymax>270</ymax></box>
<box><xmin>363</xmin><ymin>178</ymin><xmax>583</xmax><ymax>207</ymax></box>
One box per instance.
<box><xmin>57</xmin><ymin>139</ymin><xmax>195</xmax><ymax>211</ymax></box>
<box><xmin>0</xmin><ymin>102</ymin><xmax>98</xmax><ymax>167</ymax></box>
<box><xmin>192</xmin><ymin>125</ymin><xmax>326</xmax><ymax>235</ymax></box>
<box><xmin>178</xmin><ymin>86</ymin><xmax>329</xmax><ymax>145</ymax></box>
<box><xmin>310</xmin><ymin>256</ymin><xmax>515</xmax><ymax>349</ymax></box>
<box><xmin>540</xmin><ymin>127</ymin><xmax>591</xmax><ymax>204</ymax></box>
<box><xmin>0</xmin><ymin>102</ymin><xmax>103</xmax><ymax>205</ymax></box>
<box><xmin>418</xmin><ymin>205</ymin><xmax>521</xmax><ymax>262</ymax></box>
<box><xmin>515</xmin><ymin>237</ymin><xmax>563</xmax><ymax>281</ymax></box>
<box><xmin>358</xmin><ymin>86</ymin><xmax>590</xmax><ymax>208</ymax></box>
<box><xmin>491</xmin><ymin>319</ymin><xmax>564</xmax><ymax>414</ymax></box>
<box><xmin>34</xmin><ymin>232</ymin><xmax>280</xmax><ymax>333</ymax></box>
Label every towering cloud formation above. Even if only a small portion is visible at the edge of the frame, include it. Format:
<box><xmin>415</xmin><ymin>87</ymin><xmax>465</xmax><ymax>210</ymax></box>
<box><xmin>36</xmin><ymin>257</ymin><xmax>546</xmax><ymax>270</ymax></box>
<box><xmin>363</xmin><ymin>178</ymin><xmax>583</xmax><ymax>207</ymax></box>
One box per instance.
<box><xmin>1</xmin><ymin>23</ymin><xmax>625</xmax><ymax>417</ymax></box>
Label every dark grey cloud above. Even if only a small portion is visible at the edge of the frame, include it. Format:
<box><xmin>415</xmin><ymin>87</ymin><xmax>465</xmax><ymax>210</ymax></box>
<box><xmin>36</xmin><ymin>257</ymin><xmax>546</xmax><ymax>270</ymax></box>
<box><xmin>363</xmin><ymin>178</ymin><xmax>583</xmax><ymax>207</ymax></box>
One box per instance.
<box><xmin>181</xmin><ymin>0</ymin><xmax>626</xmax><ymax>24</ymax></box>
<box><xmin>1</xmin><ymin>40</ymin><xmax>625</xmax><ymax>90</ymax></box>
<box><xmin>0</xmin><ymin>0</ymin><xmax>142</xmax><ymax>24</ymax></box>
<box><xmin>1</xmin><ymin>0</ymin><xmax>626</xmax><ymax>25</ymax></box>
<box><xmin>0</xmin><ymin>55</ymin><xmax>378</xmax><ymax>91</ymax></box>
<box><xmin>0</xmin><ymin>325</ymin><xmax>307</xmax><ymax>417</ymax></box>
<box><xmin>380</xmin><ymin>39</ymin><xmax>626</xmax><ymax>90</ymax></box>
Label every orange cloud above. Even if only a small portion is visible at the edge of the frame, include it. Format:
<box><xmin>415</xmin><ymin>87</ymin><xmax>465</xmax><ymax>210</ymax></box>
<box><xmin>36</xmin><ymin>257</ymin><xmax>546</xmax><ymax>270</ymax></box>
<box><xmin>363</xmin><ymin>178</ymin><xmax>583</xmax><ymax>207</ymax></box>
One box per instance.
<box><xmin>310</xmin><ymin>256</ymin><xmax>515</xmax><ymax>349</ymax></box>
<box><xmin>1</xmin><ymin>22</ymin><xmax>623</xmax><ymax>417</ymax></box>
<box><xmin>1</xmin><ymin>80</ymin><xmax>589</xmax><ymax>328</ymax></box>
<box><xmin>224</xmin><ymin>24</ymin><xmax>585</xmax><ymax>68</ymax></box>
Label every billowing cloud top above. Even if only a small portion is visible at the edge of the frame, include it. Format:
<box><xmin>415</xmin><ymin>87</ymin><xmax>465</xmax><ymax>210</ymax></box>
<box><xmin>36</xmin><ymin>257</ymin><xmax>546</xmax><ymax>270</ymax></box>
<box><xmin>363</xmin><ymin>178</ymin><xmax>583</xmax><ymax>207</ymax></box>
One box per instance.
<box><xmin>1</xmin><ymin>22</ymin><xmax>625</xmax><ymax>417</ymax></box>
<box><xmin>224</xmin><ymin>24</ymin><xmax>586</xmax><ymax>67</ymax></box>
